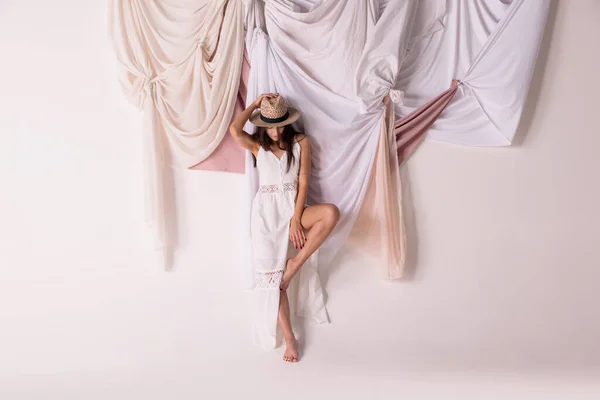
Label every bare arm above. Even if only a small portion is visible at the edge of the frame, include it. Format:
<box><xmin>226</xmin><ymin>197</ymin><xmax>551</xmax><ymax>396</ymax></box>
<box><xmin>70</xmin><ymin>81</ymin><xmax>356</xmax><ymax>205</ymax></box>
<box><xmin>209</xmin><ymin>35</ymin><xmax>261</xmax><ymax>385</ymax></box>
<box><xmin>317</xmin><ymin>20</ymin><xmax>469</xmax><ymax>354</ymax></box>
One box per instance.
<box><xmin>294</xmin><ymin>134</ymin><xmax>310</xmax><ymax>222</ymax></box>
<box><xmin>288</xmin><ymin>134</ymin><xmax>310</xmax><ymax>249</ymax></box>
<box><xmin>229</xmin><ymin>93</ymin><xmax>278</xmax><ymax>157</ymax></box>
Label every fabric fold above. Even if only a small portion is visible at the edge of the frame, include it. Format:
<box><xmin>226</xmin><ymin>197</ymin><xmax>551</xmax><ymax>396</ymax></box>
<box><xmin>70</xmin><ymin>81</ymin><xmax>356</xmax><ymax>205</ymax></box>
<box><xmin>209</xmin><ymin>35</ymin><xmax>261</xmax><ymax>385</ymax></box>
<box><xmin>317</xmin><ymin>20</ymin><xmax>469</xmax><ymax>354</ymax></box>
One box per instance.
<box><xmin>190</xmin><ymin>50</ymin><xmax>251</xmax><ymax>173</ymax></box>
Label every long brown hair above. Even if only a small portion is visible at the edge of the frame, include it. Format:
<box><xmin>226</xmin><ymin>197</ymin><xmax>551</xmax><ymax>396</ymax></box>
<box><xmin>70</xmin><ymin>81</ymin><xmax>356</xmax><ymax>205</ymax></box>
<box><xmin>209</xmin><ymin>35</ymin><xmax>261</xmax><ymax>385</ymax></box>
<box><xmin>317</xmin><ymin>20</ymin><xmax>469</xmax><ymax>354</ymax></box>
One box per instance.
<box><xmin>253</xmin><ymin>125</ymin><xmax>302</xmax><ymax>172</ymax></box>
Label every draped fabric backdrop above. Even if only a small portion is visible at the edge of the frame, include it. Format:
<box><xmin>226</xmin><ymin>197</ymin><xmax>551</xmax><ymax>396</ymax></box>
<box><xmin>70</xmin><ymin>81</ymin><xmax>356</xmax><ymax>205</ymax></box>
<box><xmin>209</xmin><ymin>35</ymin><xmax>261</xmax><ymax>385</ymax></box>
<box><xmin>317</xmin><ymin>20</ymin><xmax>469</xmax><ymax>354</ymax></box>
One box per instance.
<box><xmin>108</xmin><ymin>0</ymin><xmax>244</xmax><ymax>267</ymax></box>
<box><xmin>108</xmin><ymin>0</ymin><xmax>550</xmax><ymax>276</ymax></box>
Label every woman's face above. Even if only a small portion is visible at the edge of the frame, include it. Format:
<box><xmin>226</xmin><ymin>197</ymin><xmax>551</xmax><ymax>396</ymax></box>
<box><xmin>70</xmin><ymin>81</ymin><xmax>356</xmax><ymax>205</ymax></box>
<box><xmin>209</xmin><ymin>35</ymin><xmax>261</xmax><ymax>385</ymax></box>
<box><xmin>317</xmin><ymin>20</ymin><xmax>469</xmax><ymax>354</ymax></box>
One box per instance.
<box><xmin>266</xmin><ymin>126</ymin><xmax>285</xmax><ymax>142</ymax></box>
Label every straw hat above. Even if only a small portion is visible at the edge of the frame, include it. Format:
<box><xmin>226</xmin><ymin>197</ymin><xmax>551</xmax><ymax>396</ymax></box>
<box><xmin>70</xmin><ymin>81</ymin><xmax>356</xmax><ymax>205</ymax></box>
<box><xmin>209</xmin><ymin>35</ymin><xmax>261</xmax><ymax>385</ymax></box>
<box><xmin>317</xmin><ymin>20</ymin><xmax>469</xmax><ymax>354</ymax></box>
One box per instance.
<box><xmin>249</xmin><ymin>95</ymin><xmax>301</xmax><ymax>128</ymax></box>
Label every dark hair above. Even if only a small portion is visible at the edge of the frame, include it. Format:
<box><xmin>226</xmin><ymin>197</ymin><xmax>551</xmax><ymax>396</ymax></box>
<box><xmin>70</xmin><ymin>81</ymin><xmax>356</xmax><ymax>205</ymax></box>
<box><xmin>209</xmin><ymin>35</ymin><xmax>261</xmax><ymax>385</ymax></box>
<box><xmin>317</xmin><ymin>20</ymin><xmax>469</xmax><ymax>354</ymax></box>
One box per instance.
<box><xmin>253</xmin><ymin>125</ymin><xmax>302</xmax><ymax>172</ymax></box>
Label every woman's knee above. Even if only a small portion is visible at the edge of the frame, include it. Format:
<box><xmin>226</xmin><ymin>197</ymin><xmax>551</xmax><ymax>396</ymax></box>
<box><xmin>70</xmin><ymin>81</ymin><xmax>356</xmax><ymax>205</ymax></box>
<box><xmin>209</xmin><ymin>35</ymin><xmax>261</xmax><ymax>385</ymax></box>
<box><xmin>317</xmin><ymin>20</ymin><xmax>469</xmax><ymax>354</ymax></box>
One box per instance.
<box><xmin>324</xmin><ymin>204</ymin><xmax>340</xmax><ymax>226</ymax></box>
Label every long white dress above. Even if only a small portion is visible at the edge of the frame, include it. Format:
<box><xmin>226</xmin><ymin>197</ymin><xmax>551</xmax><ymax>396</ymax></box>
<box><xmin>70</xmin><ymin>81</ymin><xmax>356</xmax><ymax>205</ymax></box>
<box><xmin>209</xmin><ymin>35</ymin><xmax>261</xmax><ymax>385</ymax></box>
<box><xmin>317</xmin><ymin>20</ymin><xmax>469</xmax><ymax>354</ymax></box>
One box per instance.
<box><xmin>251</xmin><ymin>139</ymin><xmax>329</xmax><ymax>350</ymax></box>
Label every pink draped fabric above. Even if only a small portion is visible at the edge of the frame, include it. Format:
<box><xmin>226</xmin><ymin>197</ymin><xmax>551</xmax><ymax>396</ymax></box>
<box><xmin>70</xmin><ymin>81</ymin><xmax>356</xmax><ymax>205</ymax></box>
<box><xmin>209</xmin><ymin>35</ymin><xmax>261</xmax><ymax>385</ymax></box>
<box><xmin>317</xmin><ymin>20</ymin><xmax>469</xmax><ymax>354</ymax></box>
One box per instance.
<box><xmin>190</xmin><ymin>51</ymin><xmax>250</xmax><ymax>173</ymax></box>
<box><xmin>350</xmin><ymin>81</ymin><xmax>460</xmax><ymax>279</ymax></box>
<box><xmin>396</xmin><ymin>81</ymin><xmax>461</xmax><ymax>165</ymax></box>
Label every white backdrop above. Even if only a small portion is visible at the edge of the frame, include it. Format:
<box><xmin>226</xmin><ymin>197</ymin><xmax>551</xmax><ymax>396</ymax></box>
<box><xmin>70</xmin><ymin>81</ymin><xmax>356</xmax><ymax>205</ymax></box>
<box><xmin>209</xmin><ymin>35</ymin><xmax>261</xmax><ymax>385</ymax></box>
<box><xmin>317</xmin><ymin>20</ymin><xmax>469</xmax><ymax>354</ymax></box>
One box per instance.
<box><xmin>1</xmin><ymin>1</ymin><xmax>600</xmax><ymax>399</ymax></box>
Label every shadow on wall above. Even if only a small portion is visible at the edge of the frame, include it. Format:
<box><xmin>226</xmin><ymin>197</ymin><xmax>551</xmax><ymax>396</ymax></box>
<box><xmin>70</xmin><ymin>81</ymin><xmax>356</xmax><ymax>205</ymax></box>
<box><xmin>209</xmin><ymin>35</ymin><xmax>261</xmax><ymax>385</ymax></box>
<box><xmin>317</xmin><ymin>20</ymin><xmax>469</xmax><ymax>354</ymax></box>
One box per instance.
<box><xmin>164</xmin><ymin>163</ymin><xmax>179</xmax><ymax>271</ymax></box>
<box><xmin>512</xmin><ymin>0</ymin><xmax>559</xmax><ymax>146</ymax></box>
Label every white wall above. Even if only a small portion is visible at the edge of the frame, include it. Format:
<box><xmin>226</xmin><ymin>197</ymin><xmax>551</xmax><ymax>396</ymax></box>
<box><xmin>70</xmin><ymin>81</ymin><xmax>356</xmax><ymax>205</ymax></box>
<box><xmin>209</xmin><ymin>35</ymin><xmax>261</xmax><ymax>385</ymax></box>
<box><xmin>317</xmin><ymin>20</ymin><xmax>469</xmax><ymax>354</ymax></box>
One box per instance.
<box><xmin>1</xmin><ymin>1</ymin><xmax>599</xmax><ymax>399</ymax></box>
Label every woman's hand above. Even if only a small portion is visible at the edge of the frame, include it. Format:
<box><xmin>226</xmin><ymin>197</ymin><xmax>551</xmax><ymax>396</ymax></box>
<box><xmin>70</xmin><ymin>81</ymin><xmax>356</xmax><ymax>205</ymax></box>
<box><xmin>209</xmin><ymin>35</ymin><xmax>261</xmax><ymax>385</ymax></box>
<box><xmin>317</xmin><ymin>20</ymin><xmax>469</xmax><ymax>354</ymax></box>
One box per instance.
<box><xmin>253</xmin><ymin>93</ymin><xmax>279</xmax><ymax>108</ymax></box>
<box><xmin>289</xmin><ymin>217</ymin><xmax>307</xmax><ymax>250</ymax></box>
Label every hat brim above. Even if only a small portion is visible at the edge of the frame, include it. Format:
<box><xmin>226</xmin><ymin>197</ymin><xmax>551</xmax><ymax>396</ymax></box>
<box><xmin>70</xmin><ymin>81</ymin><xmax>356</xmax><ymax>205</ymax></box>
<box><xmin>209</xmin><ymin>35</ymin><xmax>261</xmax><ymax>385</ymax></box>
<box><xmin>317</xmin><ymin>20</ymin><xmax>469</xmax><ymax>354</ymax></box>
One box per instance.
<box><xmin>249</xmin><ymin>107</ymin><xmax>301</xmax><ymax>128</ymax></box>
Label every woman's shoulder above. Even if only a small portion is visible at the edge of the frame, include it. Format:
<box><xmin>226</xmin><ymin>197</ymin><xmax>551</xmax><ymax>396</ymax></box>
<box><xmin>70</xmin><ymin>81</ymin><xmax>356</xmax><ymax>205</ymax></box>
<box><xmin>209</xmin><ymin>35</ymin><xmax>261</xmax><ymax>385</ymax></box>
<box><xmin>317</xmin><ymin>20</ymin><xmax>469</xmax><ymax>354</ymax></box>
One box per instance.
<box><xmin>295</xmin><ymin>133</ymin><xmax>308</xmax><ymax>144</ymax></box>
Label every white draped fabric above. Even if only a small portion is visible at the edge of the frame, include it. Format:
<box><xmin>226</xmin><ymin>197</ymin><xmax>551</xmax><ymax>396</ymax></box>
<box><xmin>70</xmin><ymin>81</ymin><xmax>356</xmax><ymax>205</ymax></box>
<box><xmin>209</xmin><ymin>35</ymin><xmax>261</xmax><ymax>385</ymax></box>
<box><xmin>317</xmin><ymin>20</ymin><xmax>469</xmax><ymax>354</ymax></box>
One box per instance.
<box><xmin>241</xmin><ymin>0</ymin><xmax>550</xmax><ymax>287</ymax></box>
<box><xmin>108</xmin><ymin>0</ymin><xmax>244</xmax><ymax>265</ymax></box>
<box><xmin>397</xmin><ymin>0</ymin><xmax>551</xmax><ymax>146</ymax></box>
<box><xmin>241</xmin><ymin>0</ymin><xmax>417</xmax><ymax>289</ymax></box>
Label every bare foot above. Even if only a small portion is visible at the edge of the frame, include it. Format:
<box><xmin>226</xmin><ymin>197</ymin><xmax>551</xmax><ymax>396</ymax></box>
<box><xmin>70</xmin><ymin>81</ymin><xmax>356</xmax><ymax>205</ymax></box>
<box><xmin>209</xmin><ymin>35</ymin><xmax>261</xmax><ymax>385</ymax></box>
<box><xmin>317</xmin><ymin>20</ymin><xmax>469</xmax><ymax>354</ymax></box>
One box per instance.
<box><xmin>283</xmin><ymin>338</ymin><xmax>299</xmax><ymax>363</ymax></box>
<box><xmin>280</xmin><ymin>259</ymin><xmax>301</xmax><ymax>292</ymax></box>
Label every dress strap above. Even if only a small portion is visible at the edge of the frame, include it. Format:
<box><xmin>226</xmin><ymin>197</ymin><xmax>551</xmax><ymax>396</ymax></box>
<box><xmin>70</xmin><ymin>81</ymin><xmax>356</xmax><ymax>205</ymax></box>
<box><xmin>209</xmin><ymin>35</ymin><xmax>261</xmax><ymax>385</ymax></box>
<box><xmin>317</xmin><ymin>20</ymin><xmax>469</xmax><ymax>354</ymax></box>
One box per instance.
<box><xmin>294</xmin><ymin>134</ymin><xmax>307</xmax><ymax>144</ymax></box>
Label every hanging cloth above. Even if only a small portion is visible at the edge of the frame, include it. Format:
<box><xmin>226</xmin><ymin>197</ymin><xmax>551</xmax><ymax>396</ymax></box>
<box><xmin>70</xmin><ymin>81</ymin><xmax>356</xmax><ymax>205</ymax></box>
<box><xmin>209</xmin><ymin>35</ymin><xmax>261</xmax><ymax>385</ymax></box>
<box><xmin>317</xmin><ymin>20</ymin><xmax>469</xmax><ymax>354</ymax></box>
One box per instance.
<box><xmin>396</xmin><ymin>0</ymin><xmax>552</xmax><ymax>146</ymax></box>
<box><xmin>108</xmin><ymin>0</ymin><xmax>245</xmax><ymax>267</ymax></box>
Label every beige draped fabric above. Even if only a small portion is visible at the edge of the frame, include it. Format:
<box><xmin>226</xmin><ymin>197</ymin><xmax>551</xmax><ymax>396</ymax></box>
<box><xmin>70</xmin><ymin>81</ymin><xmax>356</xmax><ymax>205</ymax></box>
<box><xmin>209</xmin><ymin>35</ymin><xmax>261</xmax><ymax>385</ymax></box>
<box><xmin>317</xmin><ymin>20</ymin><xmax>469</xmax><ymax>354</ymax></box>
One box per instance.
<box><xmin>350</xmin><ymin>99</ymin><xmax>405</xmax><ymax>280</ymax></box>
<box><xmin>351</xmin><ymin>82</ymin><xmax>460</xmax><ymax>279</ymax></box>
<box><xmin>108</xmin><ymin>0</ymin><xmax>244</xmax><ymax>266</ymax></box>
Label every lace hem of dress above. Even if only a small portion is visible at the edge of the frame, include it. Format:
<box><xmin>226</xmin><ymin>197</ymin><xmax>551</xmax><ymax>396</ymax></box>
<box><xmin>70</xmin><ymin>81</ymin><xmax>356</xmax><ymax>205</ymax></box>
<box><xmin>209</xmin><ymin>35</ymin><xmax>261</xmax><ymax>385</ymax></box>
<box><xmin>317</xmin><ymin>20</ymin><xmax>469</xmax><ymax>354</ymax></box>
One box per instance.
<box><xmin>255</xmin><ymin>270</ymin><xmax>284</xmax><ymax>289</ymax></box>
<box><xmin>259</xmin><ymin>180</ymin><xmax>298</xmax><ymax>194</ymax></box>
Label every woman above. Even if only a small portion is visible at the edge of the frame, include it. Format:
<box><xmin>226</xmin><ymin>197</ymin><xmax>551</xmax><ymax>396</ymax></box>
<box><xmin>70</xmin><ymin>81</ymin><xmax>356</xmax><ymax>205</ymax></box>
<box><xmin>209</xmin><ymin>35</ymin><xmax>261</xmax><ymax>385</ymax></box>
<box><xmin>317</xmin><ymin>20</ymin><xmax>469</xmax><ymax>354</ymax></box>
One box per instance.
<box><xmin>229</xmin><ymin>93</ymin><xmax>339</xmax><ymax>362</ymax></box>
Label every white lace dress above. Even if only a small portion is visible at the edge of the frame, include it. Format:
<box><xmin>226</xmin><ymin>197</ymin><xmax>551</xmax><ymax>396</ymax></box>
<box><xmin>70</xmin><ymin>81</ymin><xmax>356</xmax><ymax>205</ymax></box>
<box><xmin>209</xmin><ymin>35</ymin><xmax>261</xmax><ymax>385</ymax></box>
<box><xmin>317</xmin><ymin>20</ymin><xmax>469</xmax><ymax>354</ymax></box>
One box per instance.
<box><xmin>251</xmin><ymin>140</ymin><xmax>329</xmax><ymax>350</ymax></box>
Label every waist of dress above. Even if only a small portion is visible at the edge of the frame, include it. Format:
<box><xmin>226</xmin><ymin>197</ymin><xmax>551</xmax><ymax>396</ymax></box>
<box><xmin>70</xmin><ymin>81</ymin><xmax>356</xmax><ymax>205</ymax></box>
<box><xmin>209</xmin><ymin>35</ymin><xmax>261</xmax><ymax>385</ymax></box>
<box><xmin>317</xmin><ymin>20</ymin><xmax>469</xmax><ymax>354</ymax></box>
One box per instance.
<box><xmin>259</xmin><ymin>180</ymin><xmax>298</xmax><ymax>194</ymax></box>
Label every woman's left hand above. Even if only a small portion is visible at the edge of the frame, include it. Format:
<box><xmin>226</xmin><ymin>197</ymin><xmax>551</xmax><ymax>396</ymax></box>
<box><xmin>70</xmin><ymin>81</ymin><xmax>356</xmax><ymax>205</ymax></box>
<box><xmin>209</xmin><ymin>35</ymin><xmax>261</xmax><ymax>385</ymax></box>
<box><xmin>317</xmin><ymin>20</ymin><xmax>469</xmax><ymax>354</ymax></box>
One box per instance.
<box><xmin>289</xmin><ymin>217</ymin><xmax>306</xmax><ymax>250</ymax></box>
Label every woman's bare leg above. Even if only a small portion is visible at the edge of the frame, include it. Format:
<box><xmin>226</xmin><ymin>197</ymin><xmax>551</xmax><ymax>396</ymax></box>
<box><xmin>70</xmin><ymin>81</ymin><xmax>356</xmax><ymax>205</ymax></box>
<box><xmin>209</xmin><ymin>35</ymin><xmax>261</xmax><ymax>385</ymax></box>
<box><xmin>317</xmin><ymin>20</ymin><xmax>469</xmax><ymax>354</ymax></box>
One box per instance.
<box><xmin>278</xmin><ymin>291</ymin><xmax>298</xmax><ymax>362</ymax></box>
<box><xmin>280</xmin><ymin>204</ymin><xmax>340</xmax><ymax>291</ymax></box>
<box><xmin>278</xmin><ymin>203</ymin><xmax>339</xmax><ymax>362</ymax></box>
